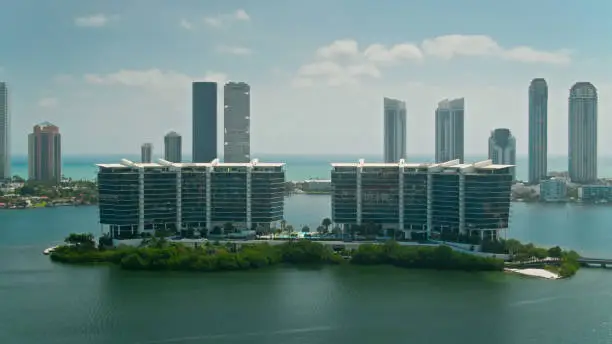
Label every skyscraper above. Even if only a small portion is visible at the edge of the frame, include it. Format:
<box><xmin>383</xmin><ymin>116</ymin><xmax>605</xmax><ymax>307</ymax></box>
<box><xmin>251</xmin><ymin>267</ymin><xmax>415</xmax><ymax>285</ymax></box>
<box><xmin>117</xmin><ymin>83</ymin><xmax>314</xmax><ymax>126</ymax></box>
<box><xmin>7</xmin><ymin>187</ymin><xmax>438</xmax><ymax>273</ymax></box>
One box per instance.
<box><xmin>568</xmin><ymin>82</ymin><xmax>598</xmax><ymax>183</ymax></box>
<box><xmin>528</xmin><ymin>78</ymin><xmax>548</xmax><ymax>184</ymax></box>
<box><xmin>0</xmin><ymin>82</ymin><xmax>9</xmax><ymax>181</ymax></box>
<box><xmin>383</xmin><ymin>97</ymin><xmax>407</xmax><ymax>163</ymax></box>
<box><xmin>435</xmin><ymin>98</ymin><xmax>464</xmax><ymax>163</ymax></box>
<box><xmin>224</xmin><ymin>82</ymin><xmax>250</xmax><ymax>163</ymax></box>
<box><xmin>28</xmin><ymin>122</ymin><xmax>61</xmax><ymax>183</ymax></box>
<box><xmin>164</xmin><ymin>131</ymin><xmax>182</xmax><ymax>163</ymax></box>
<box><xmin>488</xmin><ymin>128</ymin><xmax>516</xmax><ymax>179</ymax></box>
<box><xmin>192</xmin><ymin>82</ymin><xmax>217</xmax><ymax>163</ymax></box>
<box><xmin>141</xmin><ymin>143</ymin><xmax>153</xmax><ymax>163</ymax></box>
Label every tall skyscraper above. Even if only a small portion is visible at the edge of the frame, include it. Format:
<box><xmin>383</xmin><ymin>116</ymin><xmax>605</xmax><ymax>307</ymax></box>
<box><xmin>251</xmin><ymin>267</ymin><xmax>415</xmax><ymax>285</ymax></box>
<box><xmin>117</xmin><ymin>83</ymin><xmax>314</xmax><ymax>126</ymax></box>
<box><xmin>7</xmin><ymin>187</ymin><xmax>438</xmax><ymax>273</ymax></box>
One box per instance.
<box><xmin>383</xmin><ymin>97</ymin><xmax>407</xmax><ymax>163</ymax></box>
<box><xmin>0</xmin><ymin>82</ymin><xmax>9</xmax><ymax>181</ymax></box>
<box><xmin>568</xmin><ymin>82</ymin><xmax>598</xmax><ymax>183</ymax></box>
<box><xmin>28</xmin><ymin>122</ymin><xmax>61</xmax><ymax>183</ymax></box>
<box><xmin>192</xmin><ymin>82</ymin><xmax>217</xmax><ymax>163</ymax></box>
<box><xmin>164</xmin><ymin>131</ymin><xmax>182</xmax><ymax>163</ymax></box>
<box><xmin>435</xmin><ymin>98</ymin><xmax>464</xmax><ymax>163</ymax></box>
<box><xmin>141</xmin><ymin>143</ymin><xmax>153</xmax><ymax>163</ymax></box>
<box><xmin>528</xmin><ymin>78</ymin><xmax>548</xmax><ymax>184</ymax></box>
<box><xmin>488</xmin><ymin>128</ymin><xmax>516</xmax><ymax>179</ymax></box>
<box><xmin>224</xmin><ymin>82</ymin><xmax>250</xmax><ymax>163</ymax></box>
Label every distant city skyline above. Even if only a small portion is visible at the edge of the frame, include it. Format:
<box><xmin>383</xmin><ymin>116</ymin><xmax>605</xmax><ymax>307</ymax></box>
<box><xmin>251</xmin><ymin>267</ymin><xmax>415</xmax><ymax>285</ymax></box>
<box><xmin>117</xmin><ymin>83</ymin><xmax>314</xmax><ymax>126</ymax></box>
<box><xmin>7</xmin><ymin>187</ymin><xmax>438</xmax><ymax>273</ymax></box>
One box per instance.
<box><xmin>435</xmin><ymin>98</ymin><xmax>464</xmax><ymax>163</ymax></box>
<box><xmin>28</xmin><ymin>122</ymin><xmax>61</xmax><ymax>183</ymax></box>
<box><xmin>0</xmin><ymin>1</ymin><xmax>610</xmax><ymax>157</ymax></box>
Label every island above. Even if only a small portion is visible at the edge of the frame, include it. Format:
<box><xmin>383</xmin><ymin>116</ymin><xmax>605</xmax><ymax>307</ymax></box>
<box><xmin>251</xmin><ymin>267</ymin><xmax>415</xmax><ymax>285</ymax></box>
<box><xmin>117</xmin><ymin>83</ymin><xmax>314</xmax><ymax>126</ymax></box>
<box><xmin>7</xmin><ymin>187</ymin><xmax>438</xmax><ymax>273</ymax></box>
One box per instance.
<box><xmin>0</xmin><ymin>176</ymin><xmax>98</xmax><ymax>209</ymax></box>
<box><xmin>49</xmin><ymin>232</ymin><xmax>581</xmax><ymax>278</ymax></box>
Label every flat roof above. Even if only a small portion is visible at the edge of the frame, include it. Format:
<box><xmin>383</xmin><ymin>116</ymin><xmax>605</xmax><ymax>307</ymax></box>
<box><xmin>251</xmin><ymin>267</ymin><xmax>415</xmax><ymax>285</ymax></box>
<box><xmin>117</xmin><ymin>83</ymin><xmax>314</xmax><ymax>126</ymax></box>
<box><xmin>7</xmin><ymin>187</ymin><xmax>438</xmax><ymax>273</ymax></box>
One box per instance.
<box><xmin>331</xmin><ymin>159</ymin><xmax>514</xmax><ymax>171</ymax></box>
<box><xmin>96</xmin><ymin>158</ymin><xmax>285</xmax><ymax>169</ymax></box>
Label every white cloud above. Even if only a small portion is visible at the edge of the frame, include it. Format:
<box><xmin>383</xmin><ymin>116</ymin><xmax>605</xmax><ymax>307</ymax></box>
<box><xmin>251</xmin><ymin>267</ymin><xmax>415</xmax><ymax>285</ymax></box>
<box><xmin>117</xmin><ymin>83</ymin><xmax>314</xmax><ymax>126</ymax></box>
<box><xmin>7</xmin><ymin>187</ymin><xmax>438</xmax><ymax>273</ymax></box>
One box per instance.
<box><xmin>74</xmin><ymin>14</ymin><xmax>113</xmax><ymax>28</ymax></box>
<box><xmin>203</xmin><ymin>9</ymin><xmax>251</xmax><ymax>28</ymax></box>
<box><xmin>84</xmin><ymin>69</ymin><xmax>227</xmax><ymax>90</ymax></box>
<box><xmin>179</xmin><ymin>19</ymin><xmax>193</xmax><ymax>30</ymax></box>
<box><xmin>235</xmin><ymin>9</ymin><xmax>250</xmax><ymax>21</ymax></box>
<box><xmin>294</xmin><ymin>35</ymin><xmax>573</xmax><ymax>87</ymax></box>
<box><xmin>216</xmin><ymin>46</ymin><xmax>253</xmax><ymax>55</ymax></box>
<box><xmin>421</xmin><ymin>35</ymin><xmax>571</xmax><ymax>65</ymax></box>
<box><xmin>38</xmin><ymin>97</ymin><xmax>59</xmax><ymax>108</ymax></box>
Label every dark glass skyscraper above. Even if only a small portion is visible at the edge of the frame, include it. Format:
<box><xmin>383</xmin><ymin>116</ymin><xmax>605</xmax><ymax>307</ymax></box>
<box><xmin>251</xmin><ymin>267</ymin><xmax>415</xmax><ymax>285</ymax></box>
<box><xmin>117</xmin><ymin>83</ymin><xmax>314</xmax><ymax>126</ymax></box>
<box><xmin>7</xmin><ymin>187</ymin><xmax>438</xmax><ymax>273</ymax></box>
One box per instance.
<box><xmin>528</xmin><ymin>78</ymin><xmax>548</xmax><ymax>184</ymax></box>
<box><xmin>192</xmin><ymin>82</ymin><xmax>217</xmax><ymax>163</ymax></box>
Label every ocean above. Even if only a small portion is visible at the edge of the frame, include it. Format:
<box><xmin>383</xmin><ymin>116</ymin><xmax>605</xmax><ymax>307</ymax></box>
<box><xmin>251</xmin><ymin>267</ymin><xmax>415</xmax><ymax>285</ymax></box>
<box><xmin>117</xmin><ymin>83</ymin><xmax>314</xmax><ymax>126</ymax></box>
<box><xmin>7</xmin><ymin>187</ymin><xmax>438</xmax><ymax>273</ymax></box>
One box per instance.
<box><xmin>10</xmin><ymin>154</ymin><xmax>612</xmax><ymax>181</ymax></box>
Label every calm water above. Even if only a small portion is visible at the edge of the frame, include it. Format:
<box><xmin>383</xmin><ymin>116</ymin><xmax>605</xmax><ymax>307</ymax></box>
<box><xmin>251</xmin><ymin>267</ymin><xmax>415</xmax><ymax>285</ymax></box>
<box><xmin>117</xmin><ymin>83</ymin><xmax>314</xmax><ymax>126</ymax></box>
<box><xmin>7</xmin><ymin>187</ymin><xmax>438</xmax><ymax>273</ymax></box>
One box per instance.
<box><xmin>2</xmin><ymin>195</ymin><xmax>612</xmax><ymax>343</ymax></box>
<box><xmin>11</xmin><ymin>154</ymin><xmax>612</xmax><ymax>181</ymax></box>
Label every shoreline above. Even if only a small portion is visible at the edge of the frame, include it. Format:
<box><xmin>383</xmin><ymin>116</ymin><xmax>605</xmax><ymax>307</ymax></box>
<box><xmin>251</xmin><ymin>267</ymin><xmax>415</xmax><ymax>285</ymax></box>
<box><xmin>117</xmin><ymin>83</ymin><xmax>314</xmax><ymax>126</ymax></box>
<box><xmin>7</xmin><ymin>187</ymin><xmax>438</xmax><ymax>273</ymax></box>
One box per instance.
<box><xmin>505</xmin><ymin>268</ymin><xmax>561</xmax><ymax>280</ymax></box>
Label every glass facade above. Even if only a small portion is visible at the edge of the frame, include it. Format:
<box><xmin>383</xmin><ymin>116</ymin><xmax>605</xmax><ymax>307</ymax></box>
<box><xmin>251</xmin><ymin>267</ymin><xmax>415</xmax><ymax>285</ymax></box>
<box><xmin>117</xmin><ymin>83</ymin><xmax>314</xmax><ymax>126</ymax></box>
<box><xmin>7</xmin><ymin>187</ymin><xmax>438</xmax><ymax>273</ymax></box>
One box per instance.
<box><xmin>361</xmin><ymin>167</ymin><xmax>399</xmax><ymax>224</ymax></box>
<box><xmin>403</xmin><ymin>169</ymin><xmax>428</xmax><ymax>230</ymax></box>
<box><xmin>331</xmin><ymin>167</ymin><xmax>358</xmax><ymax>224</ymax></box>
<box><xmin>211</xmin><ymin>166</ymin><xmax>248</xmax><ymax>223</ymax></box>
<box><xmin>430</xmin><ymin>173</ymin><xmax>460</xmax><ymax>233</ymax></box>
<box><xmin>97</xmin><ymin>160</ymin><xmax>285</xmax><ymax>237</ymax></box>
<box><xmin>330</xmin><ymin>161</ymin><xmax>513</xmax><ymax>239</ymax></box>
<box><xmin>142</xmin><ymin>168</ymin><xmax>178</xmax><ymax>230</ymax></box>
<box><xmin>181</xmin><ymin>168</ymin><xmax>207</xmax><ymax>228</ymax></box>
<box><xmin>98</xmin><ymin>167</ymin><xmax>140</xmax><ymax>237</ymax></box>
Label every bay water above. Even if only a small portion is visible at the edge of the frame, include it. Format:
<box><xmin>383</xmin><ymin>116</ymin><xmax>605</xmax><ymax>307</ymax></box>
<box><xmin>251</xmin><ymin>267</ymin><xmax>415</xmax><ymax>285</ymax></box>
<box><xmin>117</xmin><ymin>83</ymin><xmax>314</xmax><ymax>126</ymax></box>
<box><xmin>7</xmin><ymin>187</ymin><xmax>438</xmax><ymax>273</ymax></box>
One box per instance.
<box><xmin>2</xmin><ymin>195</ymin><xmax>612</xmax><ymax>343</ymax></box>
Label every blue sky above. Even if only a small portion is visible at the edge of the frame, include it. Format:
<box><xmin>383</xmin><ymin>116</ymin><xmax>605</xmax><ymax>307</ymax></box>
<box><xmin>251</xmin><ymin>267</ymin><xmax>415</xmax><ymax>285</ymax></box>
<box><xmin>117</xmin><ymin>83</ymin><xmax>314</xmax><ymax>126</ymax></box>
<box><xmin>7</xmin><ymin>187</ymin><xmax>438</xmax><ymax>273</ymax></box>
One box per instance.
<box><xmin>1</xmin><ymin>0</ymin><xmax>611</xmax><ymax>156</ymax></box>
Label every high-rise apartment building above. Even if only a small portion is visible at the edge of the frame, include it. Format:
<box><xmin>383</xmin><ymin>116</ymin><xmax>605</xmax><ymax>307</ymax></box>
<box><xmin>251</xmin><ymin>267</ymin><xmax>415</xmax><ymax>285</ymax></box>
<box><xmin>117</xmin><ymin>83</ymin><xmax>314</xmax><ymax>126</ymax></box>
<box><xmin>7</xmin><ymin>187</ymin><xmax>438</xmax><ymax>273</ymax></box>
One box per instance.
<box><xmin>224</xmin><ymin>82</ymin><xmax>250</xmax><ymax>163</ymax></box>
<box><xmin>568</xmin><ymin>82</ymin><xmax>598</xmax><ymax>183</ymax></box>
<box><xmin>141</xmin><ymin>143</ymin><xmax>153</xmax><ymax>163</ymax></box>
<box><xmin>164</xmin><ymin>131</ymin><xmax>182</xmax><ymax>163</ymax></box>
<box><xmin>192</xmin><ymin>82</ymin><xmax>217</xmax><ymax>163</ymax></box>
<box><xmin>28</xmin><ymin>122</ymin><xmax>61</xmax><ymax>183</ymax></box>
<box><xmin>330</xmin><ymin>159</ymin><xmax>513</xmax><ymax>241</ymax></box>
<box><xmin>435</xmin><ymin>98</ymin><xmax>464</xmax><ymax>163</ymax></box>
<box><xmin>383</xmin><ymin>97</ymin><xmax>407</xmax><ymax>163</ymax></box>
<box><xmin>488</xmin><ymin>128</ymin><xmax>516</xmax><ymax>180</ymax></box>
<box><xmin>97</xmin><ymin>158</ymin><xmax>285</xmax><ymax>238</ymax></box>
<box><xmin>528</xmin><ymin>78</ymin><xmax>548</xmax><ymax>184</ymax></box>
<box><xmin>0</xmin><ymin>82</ymin><xmax>9</xmax><ymax>181</ymax></box>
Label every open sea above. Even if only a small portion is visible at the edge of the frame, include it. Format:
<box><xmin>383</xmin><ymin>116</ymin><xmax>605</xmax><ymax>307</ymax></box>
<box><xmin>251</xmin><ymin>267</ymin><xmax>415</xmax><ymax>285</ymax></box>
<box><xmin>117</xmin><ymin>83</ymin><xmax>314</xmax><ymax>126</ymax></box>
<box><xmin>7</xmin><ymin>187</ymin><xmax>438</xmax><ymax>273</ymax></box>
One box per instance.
<box><xmin>10</xmin><ymin>154</ymin><xmax>612</xmax><ymax>181</ymax></box>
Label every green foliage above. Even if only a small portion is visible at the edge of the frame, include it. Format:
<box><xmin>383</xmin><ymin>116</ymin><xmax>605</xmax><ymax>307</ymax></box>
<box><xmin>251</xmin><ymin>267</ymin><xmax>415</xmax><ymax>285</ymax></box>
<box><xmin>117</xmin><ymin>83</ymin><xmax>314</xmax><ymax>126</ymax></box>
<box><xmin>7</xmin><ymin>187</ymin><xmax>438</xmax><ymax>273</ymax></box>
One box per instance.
<box><xmin>50</xmin><ymin>239</ymin><xmax>342</xmax><ymax>272</ymax></box>
<box><xmin>547</xmin><ymin>246</ymin><xmax>563</xmax><ymax>258</ymax></box>
<box><xmin>65</xmin><ymin>233</ymin><xmax>95</xmax><ymax>247</ymax></box>
<box><xmin>321</xmin><ymin>218</ymin><xmax>332</xmax><ymax>233</ymax></box>
<box><xmin>351</xmin><ymin>241</ymin><xmax>504</xmax><ymax>271</ymax></box>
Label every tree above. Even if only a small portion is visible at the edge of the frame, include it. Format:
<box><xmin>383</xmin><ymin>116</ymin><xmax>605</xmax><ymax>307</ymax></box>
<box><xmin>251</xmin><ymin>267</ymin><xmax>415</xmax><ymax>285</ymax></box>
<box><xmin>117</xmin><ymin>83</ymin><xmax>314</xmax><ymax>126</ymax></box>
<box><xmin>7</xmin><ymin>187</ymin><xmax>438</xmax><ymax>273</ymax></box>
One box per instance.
<box><xmin>302</xmin><ymin>225</ymin><xmax>310</xmax><ymax>233</ymax></box>
<box><xmin>547</xmin><ymin>246</ymin><xmax>563</xmax><ymax>258</ymax></box>
<box><xmin>12</xmin><ymin>175</ymin><xmax>25</xmax><ymax>183</ymax></box>
<box><xmin>65</xmin><ymin>233</ymin><xmax>95</xmax><ymax>247</ymax></box>
<box><xmin>223</xmin><ymin>222</ymin><xmax>235</xmax><ymax>234</ymax></box>
<box><xmin>286</xmin><ymin>225</ymin><xmax>295</xmax><ymax>233</ymax></box>
<box><xmin>321</xmin><ymin>218</ymin><xmax>332</xmax><ymax>233</ymax></box>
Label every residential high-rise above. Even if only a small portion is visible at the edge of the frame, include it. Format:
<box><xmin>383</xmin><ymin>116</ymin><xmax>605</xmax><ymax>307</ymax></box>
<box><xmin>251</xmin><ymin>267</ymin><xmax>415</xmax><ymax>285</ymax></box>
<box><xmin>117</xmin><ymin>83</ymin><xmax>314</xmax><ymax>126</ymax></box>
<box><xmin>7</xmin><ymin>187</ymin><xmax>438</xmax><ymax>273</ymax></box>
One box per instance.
<box><xmin>330</xmin><ymin>159</ymin><xmax>512</xmax><ymax>241</ymax></box>
<box><xmin>568</xmin><ymin>82</ymin><xmax>598</xmax><ymax>183</ymax></box>
<box><xmin>0</xmin><ymin>82</ymin><xmax>9</xmax><ymax>181</ymax></box>
<box><xmin>192</xmin><ymin>82</ymin><xmax>217</xmax><ymax>163</ymax></box>
<box><xmin>488</xmin><ymin>128</ymin><xmax>516</xmax><ymax>179</ymax></box>
<box><xmin>164</xmin><ymin>131</ymin><xmax>182</xmax><ymax>163</ymax></box>
<box><xmin>383</xmin><ymin>97</ymin><xmax>407</xmax><ymax>163</ymax></box>
<box><xmin>224</xmin><ymin>82</ymin><xmax>250</xmax><ymax>163</ymax></box>
<box><xmin>528</xmin><ymin>78</ymin><xmax>548</xmax><ymax>184</ymax></box>
<box><xmin>435</xmin><ymin>98</ymin><xmax>464</xmax><ymax>163</ymax></box>
<box><xmin>141</xmin><ymin>143</ymin><xmax>153</xmax><ymax>163</ymax></box>
<box><xmin>28</xmin><ymin>122</ymin><xmax>61</xmax><ymax>183</ymax></box>
<box><xmin>96</xmin><ymin>158</ymin><xmax>285</xmax><ymax>238</ymax></box>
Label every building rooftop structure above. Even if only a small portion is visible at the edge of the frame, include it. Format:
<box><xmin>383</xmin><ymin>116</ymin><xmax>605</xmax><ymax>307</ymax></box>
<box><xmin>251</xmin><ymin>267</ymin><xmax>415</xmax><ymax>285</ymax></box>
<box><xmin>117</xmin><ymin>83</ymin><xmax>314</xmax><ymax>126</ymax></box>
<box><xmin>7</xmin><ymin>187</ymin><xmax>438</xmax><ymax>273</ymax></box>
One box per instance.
<box><xmin>331</xmin><ymin>159</ymin><xmax>513</xmax><ymax>171</ymax></box>
<box><xmin>96</xmin><ymin>158</ymin><xmax>285</xmax><ymax>169</ymax></box>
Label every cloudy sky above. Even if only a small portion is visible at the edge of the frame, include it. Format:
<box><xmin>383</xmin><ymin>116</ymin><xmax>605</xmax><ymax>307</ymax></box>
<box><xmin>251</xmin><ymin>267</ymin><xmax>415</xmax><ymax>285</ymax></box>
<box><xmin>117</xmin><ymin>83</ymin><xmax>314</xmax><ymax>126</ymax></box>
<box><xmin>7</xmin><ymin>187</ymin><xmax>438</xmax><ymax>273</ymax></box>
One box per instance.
<box><xmin>1</xmin><ymin>0</ymin><xmax>611</xmax><ymax>157</ymax></box>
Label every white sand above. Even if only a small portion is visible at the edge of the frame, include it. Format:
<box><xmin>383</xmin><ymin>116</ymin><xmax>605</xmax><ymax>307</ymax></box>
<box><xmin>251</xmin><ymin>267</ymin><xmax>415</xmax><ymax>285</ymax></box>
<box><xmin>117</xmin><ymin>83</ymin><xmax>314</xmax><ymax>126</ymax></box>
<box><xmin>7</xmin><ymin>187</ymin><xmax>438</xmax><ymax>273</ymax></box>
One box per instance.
<box><xmin>505</xmin><ymin>268</ymin><xmax>560</xmax><ymax>280</ymax></box>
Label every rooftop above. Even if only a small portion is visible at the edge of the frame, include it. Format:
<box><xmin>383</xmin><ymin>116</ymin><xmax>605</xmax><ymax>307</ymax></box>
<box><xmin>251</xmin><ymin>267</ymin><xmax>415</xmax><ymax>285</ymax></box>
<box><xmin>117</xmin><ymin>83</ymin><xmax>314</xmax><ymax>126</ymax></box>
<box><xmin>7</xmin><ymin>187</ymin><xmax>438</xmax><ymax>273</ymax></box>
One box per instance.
<box><xmin>331</xmin><ymin>159</ymin><xmax>513</xmax><ymax>171</ymax></box>
<box><xmin>96</xmin><ymin>158</ymin><xmax>285</xmax><ymax>169</ymax></box>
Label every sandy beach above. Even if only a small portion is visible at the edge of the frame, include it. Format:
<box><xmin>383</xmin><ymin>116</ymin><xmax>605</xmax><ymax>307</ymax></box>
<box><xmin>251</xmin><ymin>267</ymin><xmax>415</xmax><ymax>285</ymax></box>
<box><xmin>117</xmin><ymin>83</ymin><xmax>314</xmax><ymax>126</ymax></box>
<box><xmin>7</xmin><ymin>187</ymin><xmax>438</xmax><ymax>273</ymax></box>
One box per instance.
<box><xmin>505</xmin><ymin>268</ymin><xmax>560</xmax><ymax>280</ymax></box>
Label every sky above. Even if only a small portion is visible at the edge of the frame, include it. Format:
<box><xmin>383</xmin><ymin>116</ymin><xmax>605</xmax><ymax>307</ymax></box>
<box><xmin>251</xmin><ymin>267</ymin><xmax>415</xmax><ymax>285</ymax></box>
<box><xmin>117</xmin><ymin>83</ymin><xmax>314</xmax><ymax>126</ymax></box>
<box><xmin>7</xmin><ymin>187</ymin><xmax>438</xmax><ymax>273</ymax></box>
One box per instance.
<box><xmin>1</xmin><ymin>0</ymin><xmax>611</xmax><ymax>157</ymax></box>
